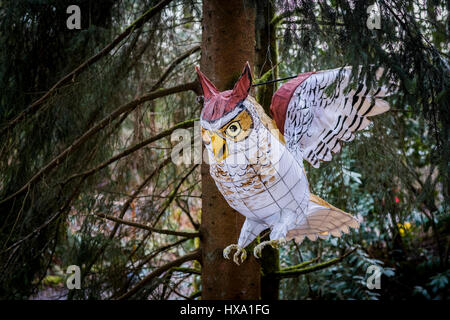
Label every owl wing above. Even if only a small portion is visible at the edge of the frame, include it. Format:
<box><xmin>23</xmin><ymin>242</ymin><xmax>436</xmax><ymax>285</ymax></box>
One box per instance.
<box><xmin>270</xmin><ymin>66</ymin><xmax>393</xmax><ymax>168</ymax></box>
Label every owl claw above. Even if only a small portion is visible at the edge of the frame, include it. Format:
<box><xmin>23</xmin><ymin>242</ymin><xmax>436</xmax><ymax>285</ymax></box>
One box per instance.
<box><xmin>223</xmin><ymin>244</ymin><xmax>247</xmax><ymax>265</ymax></box>
<box><xmin>253</xmin><ymin>238</ymin><xmax>287</xmax><ymax>258</ymax></box>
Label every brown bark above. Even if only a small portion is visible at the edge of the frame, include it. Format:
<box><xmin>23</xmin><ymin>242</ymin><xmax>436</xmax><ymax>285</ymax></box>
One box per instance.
<box><xmin>260</xmin><ymin>233</ymin><xmax>280</xmax><ymax>300</ymax></box>
<box><xmin>200</xmin><ymin>0</ymin><xmax>260</xmax><ymax>300</ymax></box>
<box><xmin>255</xmin><ymin>0</ymin><xmax>278</xmax><ymax>114</ymax></box>
<box><xmin>255</xmin><ymin>0</ymin><xmax>280</xmax><ymax>300</ymax></box>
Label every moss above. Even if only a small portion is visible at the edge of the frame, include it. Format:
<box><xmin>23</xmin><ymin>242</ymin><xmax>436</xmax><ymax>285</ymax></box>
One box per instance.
<box><xmin>42</xmin><ymin>275</ymin><xmax>64</xmax><ymax>287</ymax></box>
<box><xmin>254</xmin><ymin>68</ymin><xmax>274</xmax><ymax>86</ymax></box>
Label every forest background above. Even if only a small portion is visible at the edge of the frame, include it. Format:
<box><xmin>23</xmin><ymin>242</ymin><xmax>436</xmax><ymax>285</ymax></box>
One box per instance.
<box><xmin>0</xmin><ymin>0</ymin><xmax>448</xmax><ymax>300</ymax></box>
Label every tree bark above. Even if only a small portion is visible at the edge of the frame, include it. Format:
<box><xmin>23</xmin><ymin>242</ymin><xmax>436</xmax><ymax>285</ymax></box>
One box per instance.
<box><xmin>254</xmin><ymin>0</ymin><xmax>280</xmax><ymax>300</ymax></box>
<box><xmin>255</xmin><ymin>0</ymin><xmax>278</xmax><ymax>115</ymax></box>
<box><xmin>200</xmin><ymin>0</ymin><xmax>260</xmax><ymax>300</ymax></box>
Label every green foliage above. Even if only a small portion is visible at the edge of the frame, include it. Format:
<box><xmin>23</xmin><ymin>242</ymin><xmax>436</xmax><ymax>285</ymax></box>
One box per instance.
<box><xmin>0</xmin><ymin>0</ymin><xmax>202</xmax><ymax>299</ymax></box>
<box><xmin>275</xmin><ymin>0</ymin><xmax>449</xmax><ymax>300</ymax></box>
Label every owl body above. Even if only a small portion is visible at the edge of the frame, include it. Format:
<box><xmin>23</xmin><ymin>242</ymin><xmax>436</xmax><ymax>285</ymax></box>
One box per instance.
<box><xmin>205</xmin><ymin>99</ymin><xmax>310</xmax><ymax>247</ymax></box>
<box><xmin>195</xmin><ymin>63</ymin><xmax>393</xmax><ymax>254</ymax></box>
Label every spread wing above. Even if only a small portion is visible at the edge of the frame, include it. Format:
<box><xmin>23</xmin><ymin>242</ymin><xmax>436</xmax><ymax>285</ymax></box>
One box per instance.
<box><xmin>270</xmin><ymin>66</ymin><xmax>394</xmax><ymax>168</ymax></box>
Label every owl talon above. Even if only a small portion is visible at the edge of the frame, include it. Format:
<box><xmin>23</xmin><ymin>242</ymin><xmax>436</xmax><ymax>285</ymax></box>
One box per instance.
<box><xmin>223</xmin><ymin>244</ymin><xmax>247</xmax><ymax>265</ymax></box>
<box><xmin>253</xmin><ymin>238</ymin><xmax>287</xmax><ymax>258</ymax></box>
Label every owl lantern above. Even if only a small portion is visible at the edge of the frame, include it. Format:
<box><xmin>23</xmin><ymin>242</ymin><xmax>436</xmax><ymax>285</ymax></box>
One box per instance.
<box><xmin>196</xmin><ymin>62</ymin><xmax>391</xmax><ymax>265</ymax></box>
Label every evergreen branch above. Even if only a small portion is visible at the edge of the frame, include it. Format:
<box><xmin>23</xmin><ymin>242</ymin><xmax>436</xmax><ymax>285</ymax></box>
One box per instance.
<box><xmin>279</xmin><ymin>256</ymin><xmax>321</xmax><ymax>272</ymax></box>
<box><xmin>176</xmin><ymin>198</ymin><xmax>200</xmax><ymax>230</ymax></box>
<box><xmin>150</xmin><ymin>46</ymin><xmax>201</xmax><ymax>91</ymax></box>
<box><xmin>94</xmin><ymin>213</ymin><xmax>200</xmax><ymax>238</ymax></box>
<box><xmin>62</xmin><ymin>118</ymin><xmax>199</xmax><ymax>185</ymax></box>
<box><xmin>110</xmin><ymin>237</ymin><xmax>192</xmax><ymax>299</ymax></box>
<box><xmin>116</xmin><ymin>249</ymin><xmax>201</xmax><ymax>300</ymax></box>
<box><xmin>271</xmin><ymin>9</ymin><xmax>344</xmax><ymax>27</ymax></box>
<box><xmin>270</xmin><ymin>9</ymin><xmax>301</xmax><ymax>26</ymax></box>
<box><xmin>252</xmin><ymin>63</ymin><xmax>280</xmax><ymax>85</ymax></box>
<box><xmin>80</xmin><ymin>156</ymin><xmax>172</xmax><ymax>288</ymax></box>
<box><xmin>170</xmin><ymin>267</ymin><xmax>201</xmax><ymax>275</ymax></box>
<box><xmin>190</xmin><ymin>290</ymin><xmax>202</xmax><ymax>299</ymax></box>
<box><xmin>0</xmin><ymin>0</ymin><xmax>174</xmax><ymax>136</ymax></box>
<box><xmin>125</xmin><ymin>165</ymin><xmax>200</xmax><ymax>260</ymax></box>
<box><xmin>73</xmin><ymin>46</ymin><xmax>200</xmax><ymax>179</ymax></box>
<box><xmin>131</xmin><ymin>238</ymin><xmax>191</xmax><ymax>274</ymax></box>
<box><xmin>0</xmin><ymin>83</ymin><xmax>197</xmax><ymax>206</ymax></box>
<box><xmin>1</xmin><ymin>175</ymin><xmax>88</xmax><ymax>254</ymax></box>
<box><xmin>280</xmin><ymin>19</ymin><xmax>345</xmax><ymax>26</ymax></box>
<box><xmin>273</xmin><ymin>248</ymin><xmax>356</xmax><ymax>279</ymax></box>
<box><xmin>154</xmin><ymin>165</ymin><xmax>199</xmax><ymax>223</ymax></box>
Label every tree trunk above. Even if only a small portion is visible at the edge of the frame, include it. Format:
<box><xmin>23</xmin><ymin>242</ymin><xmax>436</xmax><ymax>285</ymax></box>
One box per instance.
<box><xmin>255</xmin><ymin>0</ymin><xmax>280</xmax><ymax>300</ymax></box>
<box><xmin>255</xmin><ymin>0</ymin><xmax>278</xmax><ymax>114</ymax></box>
<box><xmin>200</xmin><ymin>0</ymin><xmax>260</xmax><ymax>300</ymax></box>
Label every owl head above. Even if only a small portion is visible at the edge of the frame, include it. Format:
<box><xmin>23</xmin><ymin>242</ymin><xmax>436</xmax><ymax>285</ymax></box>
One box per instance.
<box><xmin>195</xmin><ymin>62</ymin><xmax>263</xmax><ymax>164</ymax></box>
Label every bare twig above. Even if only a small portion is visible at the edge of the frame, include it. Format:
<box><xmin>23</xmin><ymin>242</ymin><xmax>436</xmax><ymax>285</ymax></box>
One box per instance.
<box><xmin>0</xmin><ymin>83</ymin><xmax>197</xmax><ymax>205</ymax></box>
<box><xmin>126</xmin><ymin>165</ymin><xmax>199</xmax><ymax>260</ymax></box>
<box><xmin>80</xmin><ymin>156</ymin><xmax>173</xmax><ymax>287</ymax></box>
<box><xmin>170</xmin><ymin>266</ymin><xmax>201</xmax><ymax>275</ymax></box>
<box><xmin>116</xmin><ymin>249</ymin><xmax>200</xmax><ymax>300</ymax></box>
<box><xmin>154</xmin><ymin>165</ymin><xmax>199</xmax><ymax>223</ymax></box>
<box><xmin>112</xmin><ymin>237</ymin><xmax>191</xmax><ymax>299</ymax></box>
<box><xmin>273</xmin><ymin>248</ymin><xmax>356</xmax><ymax>279</ymax></box>
<box><xmin>62</xmin><ymin>118</ymin><xmax>198</xmax><ymax>185</ymax></box>
<box><xmin>150</xmin><ymin>46</ymin><xmax>200</xmax><ymax>91</ymax></box>
<box><xmin>176</xmin><ymin>198</ymin><xmax>200</xmax><ymax>230</ymax></box>
<box><xmin>132</xmin><ymin>238</ymin><xmax>190</xmax><ymax>273</ymax></box>
<box><xmin>94</xmin><ymin>213</ymin><xmax>199</xmax><ymax>238</ymax></box>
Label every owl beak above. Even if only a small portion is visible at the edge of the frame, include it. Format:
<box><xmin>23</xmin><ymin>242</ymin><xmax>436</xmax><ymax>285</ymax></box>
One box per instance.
<box><xmin>211</xmin><ymin>133</ymin><xmax>228</xmax><ymax>162</ymax></box>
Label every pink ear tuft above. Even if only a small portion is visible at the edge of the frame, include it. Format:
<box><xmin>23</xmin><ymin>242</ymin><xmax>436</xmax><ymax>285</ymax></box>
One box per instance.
<box><xmin>195</xmin><ymin>66</ymin><xmax>219</xmax><ymax>100</ymax></box>
<box><xmin>231</xmin><ymin>62</ymin><xmax>253</xmax><ymax>100</ymax></box>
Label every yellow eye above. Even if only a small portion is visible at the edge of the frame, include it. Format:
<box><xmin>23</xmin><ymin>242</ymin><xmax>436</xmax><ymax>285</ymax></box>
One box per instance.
<box><xmin>225</xmin><ymin>122</ymin><xmax>241</xmax><ymax>137</ymax></box>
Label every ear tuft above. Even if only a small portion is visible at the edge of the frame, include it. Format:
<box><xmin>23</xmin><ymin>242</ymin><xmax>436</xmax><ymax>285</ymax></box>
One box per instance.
<box><xmin>195</xmin><ymin>66</ymin><xmax>219</xmax><ymax>100</ymax></box>
<box><xmin>231</xmin><ymin>62</ymin><xmax>253</xmax><ymax>100</ymax></box>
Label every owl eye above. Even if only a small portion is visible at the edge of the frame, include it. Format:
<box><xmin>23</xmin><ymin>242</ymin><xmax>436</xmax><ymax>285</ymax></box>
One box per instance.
<box><xmin>225</xmin><ymin>122</ymin><xmax>242</xmax><ymax>137</ymax></box>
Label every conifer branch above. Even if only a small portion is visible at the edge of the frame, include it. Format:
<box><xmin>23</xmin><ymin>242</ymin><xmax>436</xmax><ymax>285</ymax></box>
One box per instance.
<box><xmin>62</xmin><ymin>118</ymin><xmax>199</xmax><ymax>185</ymax></box>
<box><xmin>81</xmin><ymin>156</ymin><xmax>173</xmax><ymax>285</ymax></box>
<box><xmin>170</xmin><ymin>267</ymin><xmax>201</xmax><ymax>275</ymax></box>
<box><xmin>273</xmin><ymin>248</ymin><xmax>356</xmax><ymax>279</ymax></box>
<box><xmin>0</xmin><ymin>83</ymin><xmax>197</xmax><ymax>205</ymax></box>
<box><xmin>116</xmin><ymin>250</ymin><xmax>200</xmax><ymax>300</ymax></box>
<box><xmin>94</xmin><ymin>213</ymin><xmax>199</xmax><ymax>238</ymax></box>
<box><xmin>0</xmin><ymin>0</ymin><xmax>174</xmax><ymax>136</ymax></box>
<box><xmin>150</xmin><ymin>45</ymin><xmax>201</xmax><ymax>91</ymax></box>
<box><xmin>278</xmin><ymin>256</ymin><xmax>321</xmax><ymax>272</ymax></box>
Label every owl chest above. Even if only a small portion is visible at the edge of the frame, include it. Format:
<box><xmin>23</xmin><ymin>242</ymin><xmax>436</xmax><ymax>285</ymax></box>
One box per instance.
<box><xmin>211</xmin><ymin>161</ymin><xmax>278</xmax><ymax>199</ymax></box>
<box><xmin>210</xmin><ymin>148</ymin><xmax>307</xmax><ymax>219</ymax></box>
